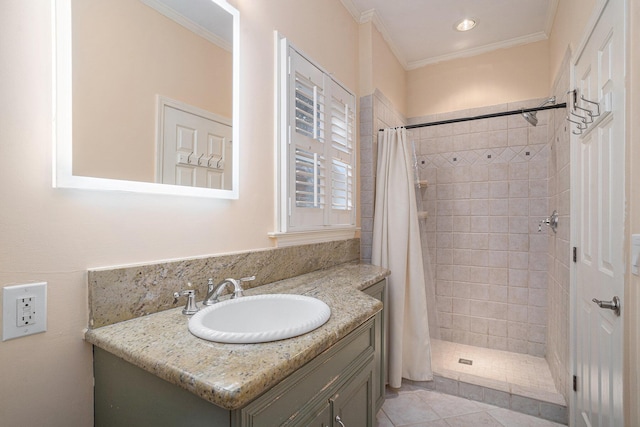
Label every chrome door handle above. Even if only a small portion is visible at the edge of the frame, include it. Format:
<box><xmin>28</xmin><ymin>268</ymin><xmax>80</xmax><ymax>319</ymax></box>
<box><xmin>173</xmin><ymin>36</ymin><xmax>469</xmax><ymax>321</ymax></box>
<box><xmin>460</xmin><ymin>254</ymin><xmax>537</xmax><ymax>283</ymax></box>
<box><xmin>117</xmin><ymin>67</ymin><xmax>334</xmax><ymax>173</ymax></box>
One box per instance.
<box><xmin>592</xmin><ymin>296</ymin><xmax>621</xmax><ymax>316</ymax></box>
<box><xmin>335</xmin><ymin>415</ymin><xmax>346</xmax><ymax>427</ymax></box>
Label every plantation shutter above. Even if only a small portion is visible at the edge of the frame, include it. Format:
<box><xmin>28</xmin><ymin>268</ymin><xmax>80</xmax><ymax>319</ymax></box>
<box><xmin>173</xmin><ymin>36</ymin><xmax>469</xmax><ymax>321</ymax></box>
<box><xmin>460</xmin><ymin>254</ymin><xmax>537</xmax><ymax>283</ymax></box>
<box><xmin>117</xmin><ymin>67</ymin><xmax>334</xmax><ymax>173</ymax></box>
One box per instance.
<box><xmin>288</xmin><ymin>48</ymin><xmax>326</xmax><ymax>228</ymax></box>
<box><xmin>280</xmin><ymin>42</ymin><xmax>357</xmax><ymax>234</ymax></box>
<box><xmin>328</xmin><ymin>80</ymin><xmax>355</xmax><ymax>226</ymax></box>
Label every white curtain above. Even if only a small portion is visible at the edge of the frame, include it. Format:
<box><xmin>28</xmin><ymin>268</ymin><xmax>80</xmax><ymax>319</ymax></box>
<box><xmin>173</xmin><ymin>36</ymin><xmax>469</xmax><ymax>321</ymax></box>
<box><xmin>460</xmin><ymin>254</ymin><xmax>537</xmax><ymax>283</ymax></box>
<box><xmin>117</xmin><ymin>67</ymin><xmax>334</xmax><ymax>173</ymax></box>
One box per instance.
<box><xmin>372</xmin><ymin>127</ymin><xmax>432</xmax><ymax>388</ymax></box>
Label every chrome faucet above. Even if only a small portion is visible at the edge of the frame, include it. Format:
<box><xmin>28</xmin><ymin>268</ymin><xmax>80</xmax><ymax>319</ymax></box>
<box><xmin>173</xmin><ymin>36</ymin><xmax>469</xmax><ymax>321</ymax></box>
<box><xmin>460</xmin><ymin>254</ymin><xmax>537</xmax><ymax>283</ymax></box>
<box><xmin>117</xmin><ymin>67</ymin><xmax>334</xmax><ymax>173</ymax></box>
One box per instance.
<box><xmin>203</xmin><ymin>276</ymin><xmax>255</xmax><ymax>305</ymax></box>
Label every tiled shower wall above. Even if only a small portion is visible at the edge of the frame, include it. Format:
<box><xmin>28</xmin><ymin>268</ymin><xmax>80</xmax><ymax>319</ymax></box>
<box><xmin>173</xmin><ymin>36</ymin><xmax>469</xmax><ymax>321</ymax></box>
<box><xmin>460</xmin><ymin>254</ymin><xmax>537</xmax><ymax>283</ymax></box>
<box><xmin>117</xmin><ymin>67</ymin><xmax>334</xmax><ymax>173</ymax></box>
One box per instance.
<box><xmin>410</xmin><ymin>100</ymin><xmax>552</xmax><ymax>357</ymax></box>
<box><xmin>546</xmin><ymin>53</ymin><xmax>572</xmax><ymax>403</ymax></box>
<box><xmin>358</xmin><ymin>88</ymin><xmax>571</xmax><ymax>377</ymax></box>
<box><xmin>359</xmin><ymin>83</ymin><xmax>570</xmax><ymax>401</ymax></box>
<box><xmin>360</xmin><ymin>90</ymin><xmax>407</xmax><ymax>263</ymax></box>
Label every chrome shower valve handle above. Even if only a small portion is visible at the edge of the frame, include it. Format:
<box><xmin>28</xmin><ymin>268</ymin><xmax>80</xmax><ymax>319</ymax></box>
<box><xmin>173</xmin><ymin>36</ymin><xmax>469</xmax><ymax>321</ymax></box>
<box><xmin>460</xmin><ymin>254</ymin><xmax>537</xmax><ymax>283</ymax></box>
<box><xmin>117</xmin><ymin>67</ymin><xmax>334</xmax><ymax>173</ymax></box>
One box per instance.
<box><xmin>538</xmin><ymin>210</ymin><xmax>559</xmax><ymax>233</ymax></box>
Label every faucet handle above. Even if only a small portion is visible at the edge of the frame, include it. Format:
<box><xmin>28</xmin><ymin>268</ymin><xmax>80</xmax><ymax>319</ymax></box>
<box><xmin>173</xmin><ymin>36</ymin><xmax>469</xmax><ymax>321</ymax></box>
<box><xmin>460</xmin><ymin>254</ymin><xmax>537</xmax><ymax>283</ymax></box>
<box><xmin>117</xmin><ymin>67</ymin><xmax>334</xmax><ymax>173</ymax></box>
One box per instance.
<box><xmin>234</xmin><ymin>276</ymin><xmax>255</xmax><ymax>298</ymax></box>
<box><xmin>173</xmin><ymin>289</ymin><xmax>199</xmax><ymax>315</ymax></box>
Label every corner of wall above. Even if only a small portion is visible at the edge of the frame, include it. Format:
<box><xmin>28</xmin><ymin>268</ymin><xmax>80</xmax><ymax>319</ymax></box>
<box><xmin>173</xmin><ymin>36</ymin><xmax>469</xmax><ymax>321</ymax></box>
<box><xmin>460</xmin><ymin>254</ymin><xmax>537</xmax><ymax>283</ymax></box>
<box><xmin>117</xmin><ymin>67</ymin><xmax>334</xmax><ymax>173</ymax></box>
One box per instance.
<box><xmin>545</xmin><ymin>55</ymin><xmax>572</xmax><ymax>405</ymax></box>
<box><xmin>358</xmin><ymin>21</ymin><xmax>374</xmax><ymax>97</ymax></box>
<box><xmin>359</xmin><ymin>90</ymin><xmax>407</xmax><ymax>263</ymax></box>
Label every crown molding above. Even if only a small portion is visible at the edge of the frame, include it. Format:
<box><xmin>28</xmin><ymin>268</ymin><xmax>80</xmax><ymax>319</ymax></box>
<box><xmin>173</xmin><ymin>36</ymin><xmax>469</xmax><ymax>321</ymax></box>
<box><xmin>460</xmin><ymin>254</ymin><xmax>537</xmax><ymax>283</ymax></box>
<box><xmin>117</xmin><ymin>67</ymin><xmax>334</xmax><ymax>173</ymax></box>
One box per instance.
<box><xmin>359</xmin><ymin>9</ymin><xmax>409</xmax><ymax>69</ymax></box>
<box><xmin>339</xmin><ymin>0</ymin><xmax>556</xmax><ymax>71</ymax></box>
<box><xmin>407</xmin><ymin>31</ymin><xmax>549</xmax><ymax>70</ymax></box>
<box><xmin>339</xmin><ymin>0</ymin><xmax>361</xmax><ymax>22</ymax></box>
<box><xmin>139</xmin><ymin>0</ymin><xmax>232</xmax><ymax>52</ymax></box>
<box><xmin>339</xmin><ymin>0</ymin><xmax>409</xmax><ymax>69</ymax></box>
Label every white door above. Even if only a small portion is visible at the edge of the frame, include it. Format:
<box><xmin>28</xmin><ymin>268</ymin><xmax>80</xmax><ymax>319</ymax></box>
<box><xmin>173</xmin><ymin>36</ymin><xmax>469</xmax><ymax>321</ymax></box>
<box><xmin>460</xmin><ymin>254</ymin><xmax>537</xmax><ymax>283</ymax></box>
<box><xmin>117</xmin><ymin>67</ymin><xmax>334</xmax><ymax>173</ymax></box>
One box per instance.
<box><xmin>161</xmin><ymin>105</ymin><xmax>232</xmax><ymax>189</ymax></box>
<box><xmin>573</xmin><ymin>0</ymin><xmax>625</xmax><ymax>425</ymax></box>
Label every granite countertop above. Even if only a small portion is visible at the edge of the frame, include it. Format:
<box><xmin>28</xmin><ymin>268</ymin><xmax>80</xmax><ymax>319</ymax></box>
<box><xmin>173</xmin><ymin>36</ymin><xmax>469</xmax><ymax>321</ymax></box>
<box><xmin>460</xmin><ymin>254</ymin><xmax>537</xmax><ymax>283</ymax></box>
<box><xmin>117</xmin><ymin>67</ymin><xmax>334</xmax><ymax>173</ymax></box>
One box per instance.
<box><xmin>84</xmin><ymin>263</ymin><xmax>389</xmax><ymax>410</ymax></box>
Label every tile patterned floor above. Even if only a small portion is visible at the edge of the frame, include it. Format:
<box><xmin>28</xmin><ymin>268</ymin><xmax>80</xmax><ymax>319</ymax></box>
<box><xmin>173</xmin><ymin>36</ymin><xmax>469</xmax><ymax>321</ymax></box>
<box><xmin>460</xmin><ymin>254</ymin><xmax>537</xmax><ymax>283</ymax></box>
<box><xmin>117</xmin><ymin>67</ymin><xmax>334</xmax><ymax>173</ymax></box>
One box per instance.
<box><xmin>431</xmin><ymin>339</ymin><xmax>557</xmax><ymax>394</ymax></box>
<box><xmin>377</xmin><ymin>386</ymin><xmax>566</xmax><ymax>427</ymax></box>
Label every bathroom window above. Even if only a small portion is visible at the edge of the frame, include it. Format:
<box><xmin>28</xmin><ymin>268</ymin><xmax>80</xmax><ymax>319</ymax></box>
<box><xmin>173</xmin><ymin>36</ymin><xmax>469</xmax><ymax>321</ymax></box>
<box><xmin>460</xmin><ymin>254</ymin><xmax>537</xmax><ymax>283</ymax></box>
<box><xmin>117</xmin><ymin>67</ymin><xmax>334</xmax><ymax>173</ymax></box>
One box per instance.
<box><xmin>272</xmin><ymin>37</ymin><xmax>357</xmax><ymax>246</ymax></box>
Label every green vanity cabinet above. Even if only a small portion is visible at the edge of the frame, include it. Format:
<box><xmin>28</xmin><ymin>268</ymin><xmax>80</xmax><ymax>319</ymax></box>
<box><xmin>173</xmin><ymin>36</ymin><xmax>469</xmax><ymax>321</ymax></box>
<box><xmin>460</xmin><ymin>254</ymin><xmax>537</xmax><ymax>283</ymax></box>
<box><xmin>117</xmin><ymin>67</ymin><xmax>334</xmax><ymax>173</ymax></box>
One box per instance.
<box><xmin>93</xmin><ymin>279</ymin><xmax>387</xmax><ymax>427</ymax></box>
<box><xmin>240</xmin><ymin>278</ymin><xmax>386</xmax><ymax>425</ymax></box>
<box><xmin>361</xmin><ymin>279</ymin><xmax>386</xmax><ymax>413</ymax></box>
<box><xmin>238</xmin><ymin>317</ymin><xmax>376</xmax><ymax>426</ymax></box>
<box><xmin>327</xmin><ymin>362</ymin><xmax>375</xmax><ymax>426</ymax></box>
<box><xmin>290</xmin><ymin>361</ymin><xmax>375</xmax><ymax>427</ymax></box>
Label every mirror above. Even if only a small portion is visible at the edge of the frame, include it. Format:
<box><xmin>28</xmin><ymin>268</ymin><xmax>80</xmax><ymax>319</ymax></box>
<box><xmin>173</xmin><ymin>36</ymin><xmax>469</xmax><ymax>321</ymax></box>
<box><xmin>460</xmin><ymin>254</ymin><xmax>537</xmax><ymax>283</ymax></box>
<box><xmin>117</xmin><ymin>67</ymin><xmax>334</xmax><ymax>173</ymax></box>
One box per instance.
<box><xmin>54</xmin><ymin>0</ymin><xmax>239</xmax><ymax>198</ymax></box>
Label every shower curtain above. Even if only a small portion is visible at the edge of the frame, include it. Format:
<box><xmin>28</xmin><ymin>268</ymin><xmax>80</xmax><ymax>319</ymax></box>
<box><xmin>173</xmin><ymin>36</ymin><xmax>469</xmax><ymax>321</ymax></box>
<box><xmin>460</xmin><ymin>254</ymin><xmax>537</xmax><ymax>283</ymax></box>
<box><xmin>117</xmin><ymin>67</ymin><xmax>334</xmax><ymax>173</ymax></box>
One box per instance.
<box><xmin>372</xmin><ymin>127</ymin><xmax>432</xmax><ymax>388</ymax></box>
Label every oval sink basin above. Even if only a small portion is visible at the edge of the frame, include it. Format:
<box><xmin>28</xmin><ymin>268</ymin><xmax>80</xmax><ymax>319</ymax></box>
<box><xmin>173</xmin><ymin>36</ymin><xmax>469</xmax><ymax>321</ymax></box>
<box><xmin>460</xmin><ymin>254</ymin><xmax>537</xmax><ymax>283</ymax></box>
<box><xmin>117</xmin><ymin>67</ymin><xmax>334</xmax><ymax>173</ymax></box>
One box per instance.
<box><xmin>188</xmin><ymin>294</ymin><xmax>331</xmax><ymax>343</ymax></box>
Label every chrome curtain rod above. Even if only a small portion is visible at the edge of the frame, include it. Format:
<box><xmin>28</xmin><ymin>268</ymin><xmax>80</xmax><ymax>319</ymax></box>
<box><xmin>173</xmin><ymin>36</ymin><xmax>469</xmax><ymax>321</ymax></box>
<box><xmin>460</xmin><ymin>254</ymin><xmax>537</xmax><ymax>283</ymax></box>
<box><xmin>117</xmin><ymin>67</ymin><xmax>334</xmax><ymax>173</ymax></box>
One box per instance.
<box><xmin>378</xmin><ymin>103</ymin><xmax>567</xmax><ymax>131</ymax></box>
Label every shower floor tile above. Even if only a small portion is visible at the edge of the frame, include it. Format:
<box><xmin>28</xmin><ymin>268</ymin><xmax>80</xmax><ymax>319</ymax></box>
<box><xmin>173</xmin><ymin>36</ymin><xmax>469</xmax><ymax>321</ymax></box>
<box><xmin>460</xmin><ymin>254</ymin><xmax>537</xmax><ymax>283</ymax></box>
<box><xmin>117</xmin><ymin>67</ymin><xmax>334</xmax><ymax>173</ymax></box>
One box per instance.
<box><xmin>431</xmin><ymin>339</ymin><xmax>558</xmax><ymax>396</ymax></box>
<box><xmin>395</xmin><ymin>339</ymin><xmax>568</xmax><ymax>423</ymax></box>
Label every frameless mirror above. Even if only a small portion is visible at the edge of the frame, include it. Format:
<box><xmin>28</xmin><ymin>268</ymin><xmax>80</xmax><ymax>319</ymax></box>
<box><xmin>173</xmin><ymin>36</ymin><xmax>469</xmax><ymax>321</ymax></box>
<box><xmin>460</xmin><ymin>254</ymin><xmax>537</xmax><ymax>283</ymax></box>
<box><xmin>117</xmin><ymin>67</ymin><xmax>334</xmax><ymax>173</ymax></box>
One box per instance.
<box><xmin>54</xmin><ymin>0</ymin><xmax>239</xmax><ymax>198</ymax></box>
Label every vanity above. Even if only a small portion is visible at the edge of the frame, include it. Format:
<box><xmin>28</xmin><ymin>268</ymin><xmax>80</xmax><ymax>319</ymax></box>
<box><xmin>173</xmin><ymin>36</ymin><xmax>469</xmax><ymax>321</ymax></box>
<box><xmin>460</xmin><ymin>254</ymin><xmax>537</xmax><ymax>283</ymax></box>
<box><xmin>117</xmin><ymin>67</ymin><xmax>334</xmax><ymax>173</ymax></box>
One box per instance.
<box><xmin>57</xmin><ymin>0</ymin><xmax>384</xmax><ymax>421</ymax></box>
<box><xmin>85</xmin><ymin>263</ymin><xmax>388</xmax><ymax>426</ymax></box>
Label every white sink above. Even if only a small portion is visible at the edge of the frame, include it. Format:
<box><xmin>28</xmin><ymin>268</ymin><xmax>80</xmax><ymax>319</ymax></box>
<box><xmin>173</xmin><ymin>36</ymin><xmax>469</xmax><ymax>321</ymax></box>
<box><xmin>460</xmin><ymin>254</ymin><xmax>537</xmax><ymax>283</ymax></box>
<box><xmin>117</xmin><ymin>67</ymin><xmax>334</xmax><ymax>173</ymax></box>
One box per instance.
<box><xmin>188</xmin><ymin>294</ymin><xmax>331</xmax><ymax>343</ymax></box>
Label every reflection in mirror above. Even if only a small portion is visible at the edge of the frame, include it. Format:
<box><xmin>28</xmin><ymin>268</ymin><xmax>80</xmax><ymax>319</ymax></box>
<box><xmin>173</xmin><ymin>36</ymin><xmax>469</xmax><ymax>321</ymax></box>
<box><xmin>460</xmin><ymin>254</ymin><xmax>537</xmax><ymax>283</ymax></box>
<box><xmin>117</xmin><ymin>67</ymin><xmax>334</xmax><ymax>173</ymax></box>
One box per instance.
<box><xmin>54</xmin><ymin>0</ymin><xmax>239</xmax><ymax>198</ymax></box>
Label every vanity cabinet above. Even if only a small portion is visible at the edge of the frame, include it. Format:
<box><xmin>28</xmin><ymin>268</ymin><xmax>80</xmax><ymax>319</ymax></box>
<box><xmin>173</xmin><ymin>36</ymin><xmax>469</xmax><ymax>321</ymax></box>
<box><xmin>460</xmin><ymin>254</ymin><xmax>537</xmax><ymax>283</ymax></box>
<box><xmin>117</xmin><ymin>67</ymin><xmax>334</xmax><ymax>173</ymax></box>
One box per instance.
<box><xmin>94</xmin><ymin>313</ymin><xmax>381</xmax><ymax>426</ymax></box>
<box><xmin>238</xmin><ymin>318</ymin><xmax>375</xmax><ymax>426</ymax></box>
<box><xmin>241</xmin><ymin>279</ymin><xmax>386</xmax><ymax>426</ymax></box>
<box><xmin>361</xmin><ymin>279</ymin><xmax>386</xmax><ymax>412</ymax></box>
<box><xmin>295</xmin><ymin>363</ymin><xmax>374</xmax><ymax>427</ymax></box>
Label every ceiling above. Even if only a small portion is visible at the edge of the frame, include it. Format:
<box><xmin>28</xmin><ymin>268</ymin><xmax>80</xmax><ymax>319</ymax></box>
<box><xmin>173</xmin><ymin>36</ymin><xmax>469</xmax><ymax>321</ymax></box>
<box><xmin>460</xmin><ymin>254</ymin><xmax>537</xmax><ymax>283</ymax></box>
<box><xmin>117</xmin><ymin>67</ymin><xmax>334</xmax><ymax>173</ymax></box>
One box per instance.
<box><xmin>340</xmin><ymin>0</ymin><xmax>559</xmax><ymax>70</ymax></box>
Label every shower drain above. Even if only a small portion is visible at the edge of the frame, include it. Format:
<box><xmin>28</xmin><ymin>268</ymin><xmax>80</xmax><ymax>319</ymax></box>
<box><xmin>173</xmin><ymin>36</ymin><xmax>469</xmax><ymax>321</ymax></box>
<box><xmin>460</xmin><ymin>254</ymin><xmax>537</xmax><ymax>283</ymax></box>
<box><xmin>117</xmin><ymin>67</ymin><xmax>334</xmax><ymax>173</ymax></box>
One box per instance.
<box><xmin>458</xmin><ymin>358</ymin><xmax>473</xmax><ymax>365</ymax></box>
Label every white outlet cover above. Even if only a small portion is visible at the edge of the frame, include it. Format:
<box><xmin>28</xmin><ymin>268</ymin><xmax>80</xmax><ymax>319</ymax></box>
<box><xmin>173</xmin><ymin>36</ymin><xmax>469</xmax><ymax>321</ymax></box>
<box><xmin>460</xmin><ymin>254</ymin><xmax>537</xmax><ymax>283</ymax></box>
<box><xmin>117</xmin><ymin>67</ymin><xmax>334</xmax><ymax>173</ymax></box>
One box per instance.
<box><xmin>2</xmin><ymin>282</ymin><xmax>47</xmax><ymax>341</ymax></box>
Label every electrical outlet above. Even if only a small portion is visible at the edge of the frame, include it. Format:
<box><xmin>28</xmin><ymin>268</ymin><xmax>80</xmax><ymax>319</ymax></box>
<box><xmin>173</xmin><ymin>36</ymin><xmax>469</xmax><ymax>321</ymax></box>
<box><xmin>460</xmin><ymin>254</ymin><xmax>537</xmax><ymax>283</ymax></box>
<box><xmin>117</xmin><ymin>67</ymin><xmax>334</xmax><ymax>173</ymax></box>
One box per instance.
<box><xmin>3</xmin><ymin>282</ymin><xmax>47</xmax><ymax>341</ymax></box>
<box><xmin>16</xmin><ymin>297</ymin><xmax>36</xmax><ymax>326</ymax></box>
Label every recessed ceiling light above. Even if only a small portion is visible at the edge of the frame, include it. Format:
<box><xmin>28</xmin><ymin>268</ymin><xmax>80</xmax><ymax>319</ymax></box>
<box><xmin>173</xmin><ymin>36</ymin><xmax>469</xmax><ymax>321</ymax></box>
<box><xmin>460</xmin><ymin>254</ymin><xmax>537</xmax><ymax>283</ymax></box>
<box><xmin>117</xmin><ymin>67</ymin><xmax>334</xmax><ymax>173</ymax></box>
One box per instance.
<box><xmin>455</xmin><ymin>18</ymin><xmax>477</xmax><ymax>32</ymax></box>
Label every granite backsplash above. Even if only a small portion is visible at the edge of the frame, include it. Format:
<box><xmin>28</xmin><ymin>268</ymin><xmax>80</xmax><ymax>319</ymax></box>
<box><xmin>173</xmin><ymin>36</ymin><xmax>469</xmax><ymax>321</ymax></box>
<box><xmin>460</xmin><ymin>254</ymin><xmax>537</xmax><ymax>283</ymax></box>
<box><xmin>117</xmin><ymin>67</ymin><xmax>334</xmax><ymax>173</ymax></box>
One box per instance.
<box><xmin>88</xmin><ymin>238</ymin><xmax>360</xmax><ymax>328</ymax></box>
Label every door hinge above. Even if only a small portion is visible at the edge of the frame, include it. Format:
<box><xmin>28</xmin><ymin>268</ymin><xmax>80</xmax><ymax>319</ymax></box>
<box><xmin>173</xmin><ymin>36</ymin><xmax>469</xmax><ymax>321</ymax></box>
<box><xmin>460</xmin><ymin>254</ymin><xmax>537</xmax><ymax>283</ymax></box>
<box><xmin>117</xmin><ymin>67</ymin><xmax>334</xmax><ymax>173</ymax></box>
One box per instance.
<box><xmin>573</xmin><ymin>375</ymin><xmax>578</xmax><ymax>392</ymax></box>
<box><xmin>573</xmin><ymin>247</ymin><xmax>577</xmax><ymax>263</ymax></box>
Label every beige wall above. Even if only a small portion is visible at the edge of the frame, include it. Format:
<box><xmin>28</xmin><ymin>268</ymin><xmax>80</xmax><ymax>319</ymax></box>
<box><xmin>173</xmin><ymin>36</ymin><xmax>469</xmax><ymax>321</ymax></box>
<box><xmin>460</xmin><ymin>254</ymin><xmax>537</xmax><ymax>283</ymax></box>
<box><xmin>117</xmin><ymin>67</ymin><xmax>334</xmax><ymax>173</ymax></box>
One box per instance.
<box><xmin>236</xmin><ymin>0</ymin><xmax>359</xmax><ymax>93</ymax></box>
<box><xmin>370</xmin><ymin>24</ymin><xmax>407</xmax><ymax>117</ymax></box>
<box><xmin>405</xmin><ymin>0</ymin><xmax>598</xmax><ymax>118</ymax></box>
<box><xmin>0</xmin><ymin>0</ymin><xmax>358</xmax><ymax>425</ymax></box>
<box><xmin>406</xmin><ymin>40</ymin><xmax>550</xmax><ymax>117</ymax></box>
<box><xmin>358</xmin><ymin>20</ymin><xmax>407</xmax><ymax>117</ymax></box>
<box><xmin>358</xmin><ymin>21</ymin><xmax>374</xmax><ymax>97</ymax></box>
<box><xmin>3</xmin><ymin>0</ymin><xmax>637</xmax><ymax>425</ymax></box>
<box><xmin>548</xmin><ymin>0</ymin><xmax>596</xmax><ymax>88</ymax></box>
<box><xmin>72</xmin><ymin>0</ymin><xmax>232</xmax><ymax>182</ymax></box>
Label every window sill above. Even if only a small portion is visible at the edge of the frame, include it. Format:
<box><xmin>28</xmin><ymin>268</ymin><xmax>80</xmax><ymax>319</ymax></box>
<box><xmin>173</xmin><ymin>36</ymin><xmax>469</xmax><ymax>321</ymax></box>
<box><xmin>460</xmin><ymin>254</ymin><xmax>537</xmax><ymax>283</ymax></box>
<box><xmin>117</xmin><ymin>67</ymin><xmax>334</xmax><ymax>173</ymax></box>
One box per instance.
<box><xmin>268</xmin><ymin>228</ymin><xmax>359</xmax><ymax>247</ymax></box>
